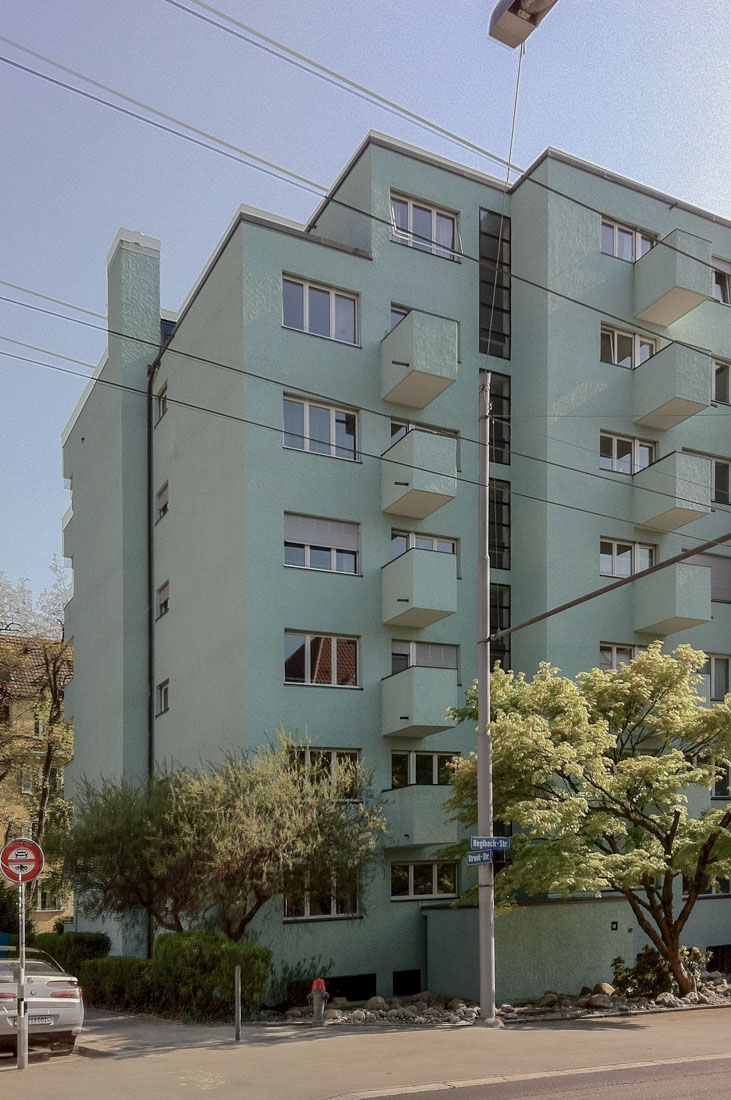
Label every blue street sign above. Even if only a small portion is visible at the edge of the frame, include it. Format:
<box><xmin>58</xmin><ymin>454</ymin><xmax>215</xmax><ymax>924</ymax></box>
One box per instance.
<box><xmin>470</xmin><ymin>836</ymin><xmax>510</xmax><ymax>852</ymax></box>
<box><xmin>467</xmin><ymin>851</ymin><xmax>492</xmax><ymax>866</ymax></box>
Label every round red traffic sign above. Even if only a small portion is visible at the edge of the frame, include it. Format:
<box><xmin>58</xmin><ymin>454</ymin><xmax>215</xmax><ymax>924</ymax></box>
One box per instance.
<box><xmin>0</xmin><ymin>838</ymin><xmax>44</xmax><ymax>884</ymax></box>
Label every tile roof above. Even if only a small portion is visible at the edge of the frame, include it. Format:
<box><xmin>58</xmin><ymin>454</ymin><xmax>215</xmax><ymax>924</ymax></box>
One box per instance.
<box><xmin>0</xmin><ymin>636</ymin><xmax>73</xmax><ymax>700</ymax></box>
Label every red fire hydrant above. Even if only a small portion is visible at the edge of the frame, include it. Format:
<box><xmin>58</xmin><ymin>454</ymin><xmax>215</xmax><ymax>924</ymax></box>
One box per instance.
<box><xmin>308</xmin><ymin>978</ymin><xmax>329</xmax><ymax>1027</ymax></box>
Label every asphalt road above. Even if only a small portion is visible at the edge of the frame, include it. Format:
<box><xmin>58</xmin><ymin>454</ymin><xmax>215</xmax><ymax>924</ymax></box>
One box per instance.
<box><xmin>0</xmin><ymin>1005</ymin><xmax>729</xmax><ymax>1099</ymax></box>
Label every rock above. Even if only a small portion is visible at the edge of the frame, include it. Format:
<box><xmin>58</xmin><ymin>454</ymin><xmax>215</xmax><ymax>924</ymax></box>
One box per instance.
<box><xmin>325</xmin><ymin>1009</ymin><xmax>343</xmax><ymax>1021</ymax></box>
<box><xmin>387</xmin><ymin>1008</ymin><xmax>401</xmax><ymax>1018</ymax></box>
<box><xmin>682</xmin><ymin>992</ymin><xmax>699</xmax><ymax>1004</ymax></box>
<box><xmin>592</xmin><ymin>982</ymin><xmax>615</xmax><ymax>997</ymax></box>
<box><xmin>447</xmin><ymin>1013</ymin><xmax>460</xmax><ymax>1024</ymax></box>
<box><xmin>331</xmin><ymin>997</ymin><xmax>349</xmax><ymax>1007</ymax></box>
<box><xmin>447</xmin><ymin>998</ymin><xmax>465</xmax><ymax>1011</ymax></box>
<box><xmin>588</xmin><ymin>994</ymin><xmax>613</xmax><ymax>1009</ymax></box>
<box><xmin>534</xmin><ymin>992</ymin><xmax>559</xmax><ymax>1008</ymax></box>
<box><xmin>709</xmin><ymin>971</ymin><xmax>723</xmax><ymax>981</ymax></box>
<box><xmin>576</xmin><ymin>997</ymin><xmax>590</xmax><ymax>1008</ymax></box>
<box><xmin>498</xmin><ymin>1004</ymin><xmax>515</xmax><ymax>1014</ymax></box>
<box><xmin>413</xmin><ymin>1001</ymin><xmax>428</xmax><ymax>1015</ymax></box>
<box><xmin>351</xmin><ymin>1009</ymin><xmax>365</xmax><ymax>1021</ymax></box>
<box><xmin>655</xmin><ymin>992</ymin><xmax>677</xmax><ymax>1007</ymax></box>
<box><xmin>285</xmin><ymin>1007</ymin><xmax>302</xmax><ymax>1019</ymax></box>
<box><xmin>364</xmin><ymin>996</ymin><xmax>387</xmax><ymax>1011</ymax></box>
<box><xmin>579</xmin><ymin>986</ymin><xmax>593</xmax><ymax>997</ymax></box>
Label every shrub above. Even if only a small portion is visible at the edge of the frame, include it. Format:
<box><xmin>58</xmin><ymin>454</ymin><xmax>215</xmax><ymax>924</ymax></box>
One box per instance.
<box><xmin>152</xmin><ymin>932</ymin><xmax>271</xmax><ymax>1020</ymax></box>
<box><xmin>80</xmin><ymin>957</ymin><xmax>155</xmax><ymax>1013</ymax></box>
<box><xmin>612</xmin><ymin>944</ymin><xmax>712</xmax><ymax>998</ymax></box>
<box><xmin>34</xmin><ymin>932</ymin><xmax>111</xmax><ymax>975</ymax></box>
<box><xmin>265</xmin><ymin>956</ymin><xmax>334</xmax><ymax>1011</ymax></box>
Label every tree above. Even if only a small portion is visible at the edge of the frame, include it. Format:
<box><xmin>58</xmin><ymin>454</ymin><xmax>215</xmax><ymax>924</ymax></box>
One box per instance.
<box><xmin>446</xmin><ymin>644</ymin><xmax>731</xmax><ymax>995</ymax></box>
<box><xmin>58</xmin><ymin>732</ymin><xmax>385</xmax><ymax>942</ymax></box>
<box><xmin>0</xmin><ymin>561</ymin><xmax>73</xmax><ymax>845</ymax></box>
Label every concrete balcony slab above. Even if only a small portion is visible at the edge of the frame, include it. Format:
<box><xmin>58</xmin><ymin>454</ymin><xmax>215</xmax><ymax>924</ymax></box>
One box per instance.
<box><xmin>383</xmin><ymin>783</ymin><xmax>459</xmax><ymax>849</ymax></box>
<box><xmin>633</xmin><ymin>452</ymin><xmax>710</xmax><ymax>531</ymax></box>
<box><xmin>382</xmin><ymin>549</ymin><xmax>457</xmax><ymax>628</ymax></box>
<box><xmin>633</xmin><ymin>343</ymin><xmax>710</xmax><ymax>430</ymax></box>
<box><xmin>382</xmin><ymin>666</ymin><xmax>457</xmax><ymax>737</ymax></box>
<box><xmin>634</xmin><ymin>561</ymin><xmax>711</xmax><ymax>635</ymax></box>
<box><xmin>634</xmin><ymin>229</ymin><xmax>711</xmax><ymax>326</ymax></box>
<box><xmin>382</xmin><ymin>431</ymin><xmax>456</xmax><ymax>519</ymax></box>
<box><xmin>381</xmin><ymin>311</ymin><xmax>458</xmax><ymax>409</ymax></box>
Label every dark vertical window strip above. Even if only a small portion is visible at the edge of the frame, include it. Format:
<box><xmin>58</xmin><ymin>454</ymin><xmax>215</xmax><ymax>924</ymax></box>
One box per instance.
<box><xmin>479</xmin><ymin>208</ymin><xmax>511</xmax><ymax>359</ymax></box>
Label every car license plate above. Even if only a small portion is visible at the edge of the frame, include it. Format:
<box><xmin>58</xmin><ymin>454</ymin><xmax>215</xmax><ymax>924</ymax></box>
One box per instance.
<box><xmin>29</xmin><ymin>1016</ymin><xmax>53</xmax><ymax>1025</ymax></box>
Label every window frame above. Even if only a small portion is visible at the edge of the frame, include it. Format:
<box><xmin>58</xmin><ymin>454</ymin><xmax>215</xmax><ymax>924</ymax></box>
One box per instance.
<box><xmin>282</xmin><ymin>276</ymin><xmax>359</xmax><ymax>345</ymax></box>
<box><xmin>390</xmin><ymin>192</ymin><xmax>460</xmax><ymax>260</ymax></box>
<box><xmin>489</xmin><ymin>479</ymin><xmax>511</xmax><ymax>570</ymax></box>
<box><xmin>390</xmin><ymin>750</ymin><xmax>458</xmax><ymax>789</ymax></box>
<box><xmin>156</xmin><ymin>482</ymin><xmax>169</xmax><ymax>521</ymax></box>
<box><xmin>600</xmin><ymin>325</ymin><xmax>656</xmax><ymax>369</ymax></box>
<box><xmin>156</xmin><ymin>680</ymin><xmax>169</xmax><ymax>715</ymax></box>
<box><xmin>283</xmin><ymin>397</ymin><xmax>358</xmax><ymax>462</ymax></box>
<box><xmin>599</xmin><ymin>432</ymin><xmax>655</xmax><ymax>475</ymax></box>
<box><xmin>390</xmin><ymin>861</ymin><xmax>459</xmax><ymax>900</ymax></box>
<box><xmin>155</xmin><ymin>383</ymin><xmax>168</xmax><ymax>424</ymax></box>
<box><xmin>600</xmin><ymin>218</ymin><xmax>655</xmax><ymax>262</ymax></box>
<box><xmin>283</xmin><ymin>870</ymin><xmax>360</xmax><ymax>921</ymax></box>
<box><xmin>712</xmin><ymin>257</ymin><xmax>731</xmax><ymax>305</ymax></box>
<box><xmin>284</xmin><ymin>632</ymin><xmax>360</xmax><ymax>688</ymax></box>
<box><xmin>712</xmin><ymin>459</ymin><xmax>730</xmax><ymax>505</ymax></box>
<box><xmin>713</xmin><ymin>360</ymin><xmax>730</xmax><ymax>405</ymax></box>
<box><xmin>156</xmin><ymin>581</ymin><xmax>170</xmax><ymax>618</ymax></box>
<box><xmin>703</xmin><ymin>654</ymin><xmax>730</xmax><ymax>704</ymax></box>
<box><xmin>390</xmin><ymin>640</ymin><xmax>459</xmax><ymax>678</ymax></box>
<box><xmin>600</xmin><ymin>539</ymin><xmax>655</xmax><ymax>578</ymax></box>
<box><xmin>390</xmin><ymin>530</ymin><xmax>456</xmax><ymax>560</ymax></box>
<box><xmin>20</xmin><ymin>770</ymin><xmax>33</xmax><ymax>795</ymax></box>
<box><xmin>599</xmin><ymin>644</ymin><xmax>646</xmax><ymax>671</ymax></box>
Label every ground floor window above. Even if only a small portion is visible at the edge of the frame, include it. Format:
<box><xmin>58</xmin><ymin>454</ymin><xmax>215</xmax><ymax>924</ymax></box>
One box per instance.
<box><xmin>390</xmin><ymin>751</ymin><xmax>457</xmax><ymax>788</ymax></box>
<box><xmin>390</xmin><ymin>861</ymin><xmax>458</xmax><ymax>899</ymax></box>
<box><xmin>284</xmin><ymin>873</ymin><xmax>359</xmax><ymax>920</ymax></box>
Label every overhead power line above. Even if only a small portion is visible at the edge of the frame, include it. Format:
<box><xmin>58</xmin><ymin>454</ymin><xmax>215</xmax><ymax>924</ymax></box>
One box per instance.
<box><xmin>1</xmin><ymin>340</ymin><xmax>729</xmax><ymax>543</ymax></box>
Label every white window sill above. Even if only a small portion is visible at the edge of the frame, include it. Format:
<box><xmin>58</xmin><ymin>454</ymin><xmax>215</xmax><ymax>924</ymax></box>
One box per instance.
<box><xmin>391</xmin><ymin>894</ymin><xmax>458</xmax><ymax>902</ymax></box>
<box><xmin>281</xmin><ymin>324</ymin><xmax>360</xmax><ymax>348</ymax></box>
<box><xmin>389</xmin><ymin>236</ymin><xmax>461</xmax><ymax>263</ymax></box>
<box><xmin>283</xmin><ymin>681</ymin><xmax>362</xmax><ymax>690</ymax></box>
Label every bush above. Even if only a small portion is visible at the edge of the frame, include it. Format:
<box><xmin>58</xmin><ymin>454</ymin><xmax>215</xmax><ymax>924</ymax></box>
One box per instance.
<box><xmin>153</xmin><ymin>932</ymin><xmax>271</xmax><ymax>1020</ymax></box>
<box><xmin>34</xmin><ymin>932</ymin><xmax>111</xmax><ymax>975</ymax></box>
<box><xmin>80</xmin><ymin>957</ymin><xmax>155</xmax><ymax>1013</ymax></box>
<box><xmin>612</xmin><ymin>944</ymin><xmax>712</xmax><ymax>998</ymax></box>
<box><xmin>265</xmin><ymin>956</ymin><xmax>334</xmax><ymax>1011</ymax></box>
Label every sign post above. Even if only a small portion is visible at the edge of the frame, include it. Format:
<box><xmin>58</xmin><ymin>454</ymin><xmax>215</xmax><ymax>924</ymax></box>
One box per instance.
<box><xmin>0</xmin><ymin>838</ymin><xmax>45</xmax><ymax>1071</ymax></box>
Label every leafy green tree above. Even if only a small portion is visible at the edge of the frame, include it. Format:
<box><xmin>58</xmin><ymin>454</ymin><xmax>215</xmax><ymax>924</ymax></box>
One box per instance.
<box><xmin>58</xmin><ymin>733</ymin><xmax>385</xmax><ymax>942</ymax></box>
<box><xmin>447</xmin><ymin>644</ymin><xmax>731</xmax><ymax>995</ymax></box>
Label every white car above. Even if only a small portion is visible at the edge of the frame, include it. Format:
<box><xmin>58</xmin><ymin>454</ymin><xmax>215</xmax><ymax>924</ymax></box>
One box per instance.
<box><xmin>0</xmin><ymin>946</ymin><xmax>83</xmax><ymax>1054</ymax></box>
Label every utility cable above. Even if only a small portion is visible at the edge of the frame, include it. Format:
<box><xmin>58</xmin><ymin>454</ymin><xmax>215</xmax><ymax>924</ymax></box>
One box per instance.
<box><xmin>2</xmin><ymin>343</ymin><xmax>728</xmax><ymax>545</ymax></box>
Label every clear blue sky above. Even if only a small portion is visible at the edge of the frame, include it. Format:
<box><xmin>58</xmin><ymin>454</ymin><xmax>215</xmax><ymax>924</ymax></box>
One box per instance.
<box><xmin>2</xmin><ymin>0</ymin><xmax>730</xmax><ymax>598</ymax></box>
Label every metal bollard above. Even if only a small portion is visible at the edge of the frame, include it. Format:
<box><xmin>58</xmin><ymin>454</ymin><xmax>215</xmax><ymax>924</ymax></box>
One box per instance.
<box><xmin>307</xmin><ymin>978</ymin><xmax>329</xmax><ymax>1027</ymax></box>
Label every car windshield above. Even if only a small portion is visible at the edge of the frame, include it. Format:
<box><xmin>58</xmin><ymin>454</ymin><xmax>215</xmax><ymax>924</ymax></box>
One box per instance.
<box><xmin>0</xmin><ymin>948</ymin><xmax>65</xmax><ymax>978</ymax></box>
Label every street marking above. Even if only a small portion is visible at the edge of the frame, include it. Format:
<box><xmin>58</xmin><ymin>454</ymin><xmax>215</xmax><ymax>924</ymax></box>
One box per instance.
<box><xmin>330</xmin><ymin>1051</ymin><xmax>731</xmax><ymax>1099</ymax></box>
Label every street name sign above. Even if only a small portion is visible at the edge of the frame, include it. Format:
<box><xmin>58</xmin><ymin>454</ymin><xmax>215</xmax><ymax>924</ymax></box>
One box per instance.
<box><xmin>467</xmin><ymin>851</ymin><xmax>492</xmax><ymax>866</ymax></box>
<box><xmin>470</xmin><ymin>836</ymin><xmax>510</xmax><ymax>852</ymax></box>
<box><xmin>0</xmin><ymin>838</ymin><xmax>44</xmax><ymax>884</ymax></box>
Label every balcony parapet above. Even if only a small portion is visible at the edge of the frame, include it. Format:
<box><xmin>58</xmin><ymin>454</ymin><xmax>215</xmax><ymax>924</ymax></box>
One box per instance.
<box><xmin>634</xmin><ymin>561</ymin><xmax>711</xmax><ymax>635</ymax></box>
<box><xmin>382</xmin><ymin>666</ymin><xmax>456</xmax><ymax>737</ymax></box>
<box><xmin>380</xmin><ymin>311</ymin><xmax>458</xmax><ymax>409</ymax></box>
<box><xmin>633</xmin><ymin>343</ymin><xmax>710</xmax><ymax>430</ymax></box>
<box><xmin>633</xmin><ymin>452</ymin><xmax>710</xmax><ymax>531</ymax></box>
<box><xmin>633</xmin><ymin>229</ymin><xmax>711</xmax><ymax>326</ymax></box>
<box><xmin>382</xmin><ymin>549</ymin><xmax>457</xmax><ymax>628</ymax></box>
<box><xmin>382</xmin><ymin>430</ymin><xmax>456</xmax><ymax>519</ymax></box>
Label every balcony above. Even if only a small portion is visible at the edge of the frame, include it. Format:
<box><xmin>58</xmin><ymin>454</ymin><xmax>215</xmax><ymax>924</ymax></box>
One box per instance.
<box><xmin>383</xmin><ymin>784</ymin><xmax>459</xmax><ymax>848</ymax></box>
<box><xmin>634</xmin><ymin>561</ymin><xmax>711</xmax><ymax>635</ymax></box>
<box><xmin>382</xmin><ymin>430</ymin><xmax>456</xmax><ymax>519</ymax></box>
<box><xmin>382</xmin><ymin>666</ymin><xmax>457</xmax><ymax>737</ymax></box>
<box><xmin>382</xmin><ymin>549</ymin><xmax>457</xmax><ymax>628</ymax></box>
<box><xmin>633</xmin><ymin>344</ymin><xmax>710</xmax><ymax>430</ymax></box>
<box><xmin>381</xmin><ymin>311</ymin><xmax>458</xmax><ymax>409</ymax></box>
<box><xmin>633</xmin><ymin>452</ymin><xmax>710</xmax><ymax>531</ymax></box>
<box><xmin>61</xmin><ymin>504</ymin><xmax>73</xmax><ymax>558</ymax></box>
<box><xmin>634</xmin><ymin>229</ymin><xmax>711</xmax><ymax>326</ymax></box>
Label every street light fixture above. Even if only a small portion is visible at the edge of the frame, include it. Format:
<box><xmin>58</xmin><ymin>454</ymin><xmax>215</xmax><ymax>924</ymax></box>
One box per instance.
<box><xmin>489</xmin><ymin>0</ymin><xmax>561</xmax><ymax>47</ymax></box>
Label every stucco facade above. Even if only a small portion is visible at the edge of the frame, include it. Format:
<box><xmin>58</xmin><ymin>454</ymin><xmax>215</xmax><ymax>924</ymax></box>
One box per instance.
<box><xmin>62</xmin><ymin>132</ymin><xmax>730</xmax><ymax>1000</ymax></box>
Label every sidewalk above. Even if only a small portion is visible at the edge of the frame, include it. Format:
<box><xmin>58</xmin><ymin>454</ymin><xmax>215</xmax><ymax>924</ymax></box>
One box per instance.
<box><xmin>0</xmin><ymin>1003</ymin><xmax>721</xmax><ymax>1099</ymax></box>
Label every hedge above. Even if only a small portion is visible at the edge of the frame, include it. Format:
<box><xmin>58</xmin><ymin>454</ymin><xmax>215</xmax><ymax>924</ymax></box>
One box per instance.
<box><xmin>80</xmin><ymin>932</ymin><xmax>271</xmax><ymax>1021</ymax></box>
<box><xmin>34</xmin><ymin>932</ymin><xmax>111</xmax><ymax>975</ymax></box>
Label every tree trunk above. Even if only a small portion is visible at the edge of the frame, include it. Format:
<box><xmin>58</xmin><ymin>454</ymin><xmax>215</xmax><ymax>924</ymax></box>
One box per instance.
<box><xmin>665</xmin><ymin>936</ymin><xmax>693</xmax><ymax>996</ymax></box>
<box><xmin>36</xmin><ymin>737</ymin><xmax>55</xmax><ymax>842</ymax></box>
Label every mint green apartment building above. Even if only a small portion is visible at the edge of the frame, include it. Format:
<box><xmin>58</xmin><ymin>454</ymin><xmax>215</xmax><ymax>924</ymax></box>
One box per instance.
<box><xmin>62</xmin><ymin>132</ymin><xmax>731</xmax><ymax>1002</ymax></box>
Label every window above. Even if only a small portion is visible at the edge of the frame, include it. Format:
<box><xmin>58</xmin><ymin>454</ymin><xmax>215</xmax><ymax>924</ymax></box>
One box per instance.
<box><xmin>479</xmin><ymin>209</ymin><xmax>511</xmax><ymax>358</ymax></box>
<box><xmin>0</xmin><ymin>702</ymin><xmax>9</xmax><ymax>725</ymax></box>
<box><xmin>390</xmin><ymin>861</ymin><xmax>458</xmax><ymax>899</ymax></box>
<box><xmin>489</xmin><ymin>479</ymin><xmax>511</xmax><ymax>569</ymax></box>
<box><xmin>160</xmin><ymin>319</ymin><xmax>176</xmax><ymax>347</ymax></box>
<box><xmin>600</xmin><ymin>644</ymin><xmax>645</xmax><ymax>671</ymax></box>
<box><xmin>33</xmin><ymin>714</ymin><xmax>43</xmax><ymax>736</ymax></box>
<box><xmin>601</xmin><ymin>219</ymin><xmax>654</xmax><ymax>261</ymax></box>
<box><xmin>390</xmin><ymin>641</ymin><xmax>458</xmax><ymax>676</ymax></box>
<box><xmin>600</xmin><ymin>326</ymin><xmax>655</xmax><ymax>369</ymax></box>
<box><xmin>156</xmin><ymin>482</ymin><xmax>169</xmax><ymax>521</ymax></box>
<box><xmin>284</xmin><ymin>514</ymin><xmax>359</xmax><ymax>574</ymax></box>
<box><xmin>712</xmin><ymin>257</ymin><xmax>731</xmax><ymax>304</ymax></box>
<box><xmin>20</xmin><ymin>771</ymin><xmax>33</xmax><ymax>795</ymax></box>
<box><xmin>683</xmin><ymin>873</ymin><xmax>731</xmax><ymax>896</ymax></box>
<box><xmin>702</xmin><ymin>655</ymin><xmax>730</xmax><ymax>703</ymax></box>
<box><xmin>390</xmin><ymin>305</ymin><xmax>409</xmax><ymax>329</ymax></box>
<box><xmin>483</xmin><ymin>371</ymin><xmax>510</xmax><ymax>464</ymax></box>
<box><xmin>290</xmin><ymin>747</ymin><xmax>360</xmax><ymax>798</ymax></box>
<box><xmin>390</xmin><ymin>530</ymin><xmax>456</xmax><ymax>559</ymax></box>
<box><xmin>713</xmin><ymin>361</ymin><xmax>730</xmax><ymax>404</ymax></box>
<box><xmin>36</xmin><ymin>888</ymin><xmax>64</xmax><ymax>911</ymax></box>
<box><xmin>155</xmin><ymin>384</ymin><xmax>168</xmax><ymax>424</ymax></box>
<box><xmin>284</xmin><ymin>872</ymin><xmax>359</xmax><ymax>920</ymax></box>
<box><xmin>282</xmin><ymin>277</ymin><xmax>357</xmax><ymax>344</ymax></box>
<box><xmin>683</xmin><ymin>552</ymin><xmax>731</xmax><ymax>603</ymax></box>
<box><xmin>391</xmin><ymin>751</ymin><xmax>457</xmax><ymax>788</ymax></box>
<box><xmin>713</xmin><ymin>460</ymin><xmax>730</xmax><ymax>505</ymax></box>
<box><xmin>284</xmin><ymin>633</ymin><xmax>358</xmax><ymax>687</ymax></box>
<box><xmin>712</xmin><ymin>766</ymin><xmax>730</xmax><ymax>800</ymax></box>
<box><xmin>283</xmin><ymin>398</ymin><xmax>357</xmax><ymax>461</ymax></box>
<box><xmin>156</xmin><ymin>680</ymin><xmax>169</xmax><ymax>715</ymax></box>
<box><xmin>600</xmin><ymin>539</ymin><xmax>654</xmax><ymax>577</ymax></box>
<box><xmin>490</xmin><ymin>583</ymin><xmax>511</xmax><ymax>671</ymax></box>
<box><xmin>157</xmin><ymin>581</ymin><xmax>170</xmax><ymax>618</ymax></box>
<box><xmin>600</xmin><ymin>433</ymin><xmax>654</xmax><ymax>474</ymax></box>
<box><xmin>390</xmin><ymin>193</ymin><xmax>458</xmax><ymax>259</ymax></box>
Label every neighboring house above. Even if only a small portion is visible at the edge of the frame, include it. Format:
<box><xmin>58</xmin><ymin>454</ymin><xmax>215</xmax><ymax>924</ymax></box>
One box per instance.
<box><xmin>61</xmin><ymin>131</ymin><xmax>730</xmax><ymax>1002</ymax></box>
<box><xmin>0</xmin><ymin>636</ymin><xmax>73</xmax><ymax>933</ymax></box>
